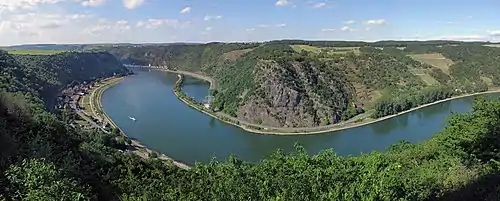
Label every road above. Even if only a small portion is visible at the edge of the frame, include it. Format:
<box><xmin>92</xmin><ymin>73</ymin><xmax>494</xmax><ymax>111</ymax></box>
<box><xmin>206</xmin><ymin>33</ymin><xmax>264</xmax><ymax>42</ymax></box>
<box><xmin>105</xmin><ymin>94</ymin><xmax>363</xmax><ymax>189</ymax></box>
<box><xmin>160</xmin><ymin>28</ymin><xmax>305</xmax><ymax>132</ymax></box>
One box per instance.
<box><xmin>215</xmin><ymin>110</ymin><xmax>372</xmax><ymax>133</ymax></box>
<box><xmin>75</xmin><ymin>110</ymin><xmax>109</xmax><ymax>133</ymax></box>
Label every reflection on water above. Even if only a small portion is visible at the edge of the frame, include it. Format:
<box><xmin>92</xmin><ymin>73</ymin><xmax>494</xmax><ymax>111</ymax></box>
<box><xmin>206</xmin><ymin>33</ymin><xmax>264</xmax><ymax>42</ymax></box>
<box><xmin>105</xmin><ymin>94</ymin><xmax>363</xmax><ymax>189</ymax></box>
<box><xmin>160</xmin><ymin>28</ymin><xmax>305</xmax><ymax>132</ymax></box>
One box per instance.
<box><xmin>102</xmin><ymin>69</ymin><xmax>500</xmax><ymax>164</ymax></box>
<box><xmin>209</xmin><ymin>117</ymin><xmax>216</xmax><ymax>129</ymax></box>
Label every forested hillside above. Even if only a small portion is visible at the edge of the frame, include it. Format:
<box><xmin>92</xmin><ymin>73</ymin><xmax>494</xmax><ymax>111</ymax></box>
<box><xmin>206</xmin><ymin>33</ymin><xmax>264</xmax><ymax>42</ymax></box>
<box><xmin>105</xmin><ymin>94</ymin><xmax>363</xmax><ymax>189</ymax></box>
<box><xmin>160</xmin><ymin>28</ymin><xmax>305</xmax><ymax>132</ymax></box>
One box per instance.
<box><xmin>2</xmin><ymin>48</ymin><xmax>500</xmax><ymax>200</ymax></box>
<box><xmin>106</xmin><ymin>41</ymin><xmax>500</xmax><ymax>127</ymax></box>
<box><xmin>4</xmin><ymin>51</ymin><xmax>129</xmax><ymax>109</ymax></box>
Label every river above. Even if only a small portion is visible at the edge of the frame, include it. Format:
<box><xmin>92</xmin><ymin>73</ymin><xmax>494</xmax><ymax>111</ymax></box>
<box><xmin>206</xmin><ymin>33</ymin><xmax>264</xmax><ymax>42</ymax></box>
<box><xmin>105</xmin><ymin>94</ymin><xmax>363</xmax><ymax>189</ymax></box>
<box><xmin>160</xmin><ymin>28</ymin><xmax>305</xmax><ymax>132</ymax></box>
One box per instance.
<box><xmin>101</xmin><ymin>69</ymin><xmax>500</xmax><ymax>165</ymax></box>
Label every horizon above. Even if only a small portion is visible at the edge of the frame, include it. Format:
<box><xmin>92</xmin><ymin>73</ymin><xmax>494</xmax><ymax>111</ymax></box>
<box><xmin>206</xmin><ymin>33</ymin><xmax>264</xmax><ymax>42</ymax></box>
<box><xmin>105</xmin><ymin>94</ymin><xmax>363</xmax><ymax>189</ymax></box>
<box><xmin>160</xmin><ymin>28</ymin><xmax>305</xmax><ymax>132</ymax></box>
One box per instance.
<box><xmin>1</xmin><ymin>0</ymin><xmax>499</xmax><ymax>46</ymax></box>
<box><xmin>3</xmin><ymin>39</ymin><xmax>499</xmax><ymax>47</ymax></box>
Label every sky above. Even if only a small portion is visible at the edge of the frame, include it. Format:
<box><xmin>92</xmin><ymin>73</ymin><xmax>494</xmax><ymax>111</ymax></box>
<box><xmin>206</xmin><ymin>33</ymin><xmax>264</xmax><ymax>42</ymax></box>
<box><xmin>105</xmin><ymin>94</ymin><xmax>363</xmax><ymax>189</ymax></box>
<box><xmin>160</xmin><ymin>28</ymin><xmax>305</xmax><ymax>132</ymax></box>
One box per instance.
<box><xmin>0</xmin><ymin>0</ymin><xmax>499</xmax><ymax>45</ymax></box>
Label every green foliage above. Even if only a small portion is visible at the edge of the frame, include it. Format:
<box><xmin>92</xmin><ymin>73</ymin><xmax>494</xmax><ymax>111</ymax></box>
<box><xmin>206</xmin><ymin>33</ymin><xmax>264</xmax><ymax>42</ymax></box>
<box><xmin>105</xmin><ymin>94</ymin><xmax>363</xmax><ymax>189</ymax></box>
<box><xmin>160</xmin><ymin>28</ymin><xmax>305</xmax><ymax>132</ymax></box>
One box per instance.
<box><xmin>105</xmin><ymin>43</ymin><xmax>259</xmax><ymax>72</ymax></box>
<box><xmin>10</xmin><ymin>51</ymin><xmax>129</xmax><ymax>108</ymax></box>
<box><xmin>372</xmin><ymin>87</ymin><xmax>455</xmax><ymax>118</ymax></box>
<box><xmin>4</xmin><ymin>43</ymin><xmax>500</xmax><ymax>200</ymax></box>
<box><xmin>6</xmin><ymin>159</ymin><xmax>90</xmax><ymax>200</ymax></box>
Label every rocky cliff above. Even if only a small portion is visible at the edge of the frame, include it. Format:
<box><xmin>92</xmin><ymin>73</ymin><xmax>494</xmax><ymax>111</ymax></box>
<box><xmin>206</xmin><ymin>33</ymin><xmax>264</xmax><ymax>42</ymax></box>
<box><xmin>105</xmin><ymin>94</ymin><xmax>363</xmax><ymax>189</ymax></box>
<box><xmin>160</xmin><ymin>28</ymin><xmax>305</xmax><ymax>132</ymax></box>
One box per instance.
<box><xmin>236</xmin><ymin>58</ymin><xmax>355</xmax><ymax>127</ymax></box>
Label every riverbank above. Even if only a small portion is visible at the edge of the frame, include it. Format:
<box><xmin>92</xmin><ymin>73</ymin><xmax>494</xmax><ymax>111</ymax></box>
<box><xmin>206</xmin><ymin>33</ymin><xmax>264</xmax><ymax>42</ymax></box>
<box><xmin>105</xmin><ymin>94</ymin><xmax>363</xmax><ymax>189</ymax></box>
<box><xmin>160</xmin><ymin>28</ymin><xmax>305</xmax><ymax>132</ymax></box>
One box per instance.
<box><xmin>88</xmin><ymin>75</ymin><xmax>191</xmax><ymax>169</ymax></box>
<box><xmin>173</xmin><ymin>73</ymin><xmax>500</xmax><ymax>135</ymax></box>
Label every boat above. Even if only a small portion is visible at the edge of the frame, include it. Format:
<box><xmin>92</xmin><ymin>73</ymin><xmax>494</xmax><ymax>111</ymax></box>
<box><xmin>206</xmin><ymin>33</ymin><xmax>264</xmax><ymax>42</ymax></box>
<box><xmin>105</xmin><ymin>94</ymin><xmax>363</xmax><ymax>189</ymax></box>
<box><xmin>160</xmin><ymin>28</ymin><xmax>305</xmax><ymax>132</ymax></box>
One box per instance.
<box><xmin>128</xmin><ymin>116</ymin><xmax>136</xmax><ymax>121</ymax></box>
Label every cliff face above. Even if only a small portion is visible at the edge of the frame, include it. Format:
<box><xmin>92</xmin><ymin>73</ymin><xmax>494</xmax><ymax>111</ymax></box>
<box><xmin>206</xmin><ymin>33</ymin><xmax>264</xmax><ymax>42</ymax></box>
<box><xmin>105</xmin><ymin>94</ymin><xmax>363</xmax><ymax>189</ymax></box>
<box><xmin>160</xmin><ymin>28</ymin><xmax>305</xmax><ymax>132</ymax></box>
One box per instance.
<box><xmin>237</xmin><ymin>59</ymin><xmax>355</xmax><ymax>127</ymax></box>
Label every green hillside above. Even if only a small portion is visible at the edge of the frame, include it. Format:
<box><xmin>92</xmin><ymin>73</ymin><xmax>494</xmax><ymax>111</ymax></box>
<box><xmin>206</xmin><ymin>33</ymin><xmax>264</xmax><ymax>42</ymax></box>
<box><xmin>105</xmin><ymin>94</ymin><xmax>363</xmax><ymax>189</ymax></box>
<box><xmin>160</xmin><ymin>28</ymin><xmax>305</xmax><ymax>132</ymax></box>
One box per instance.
<box><xmin>107</xmin><ymin>41</ymin><xmax>500</xmax><ymax>127</ymax></box>
<box><xmin>2</xmin><ymin>49</ymin><xmax>500</xmax><ymax>200</ymax></box>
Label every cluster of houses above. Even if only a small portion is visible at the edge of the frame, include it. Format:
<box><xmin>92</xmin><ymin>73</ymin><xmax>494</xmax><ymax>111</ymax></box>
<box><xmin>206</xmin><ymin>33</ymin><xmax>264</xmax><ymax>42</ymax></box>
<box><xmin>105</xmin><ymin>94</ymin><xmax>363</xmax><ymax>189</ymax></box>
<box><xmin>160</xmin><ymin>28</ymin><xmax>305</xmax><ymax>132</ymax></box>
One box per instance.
<box><xmin>58</xmin><ymin>82</ymin><xmax>92</xmax><ymax>110</ymax></box>
<box><xmin>57</xmin><ymin>81</ymin><xmax>112</xmax><ymax>132</ymax></box>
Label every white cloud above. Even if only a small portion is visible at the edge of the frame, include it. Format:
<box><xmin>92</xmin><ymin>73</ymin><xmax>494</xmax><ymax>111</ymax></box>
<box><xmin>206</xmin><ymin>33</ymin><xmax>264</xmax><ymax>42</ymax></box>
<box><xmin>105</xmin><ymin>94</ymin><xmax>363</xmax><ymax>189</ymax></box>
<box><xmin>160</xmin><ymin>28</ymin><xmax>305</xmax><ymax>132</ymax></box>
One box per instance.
<box><xmin>276</xmin><ymin>23</ymin><xmax>287</xmax><ymax>28</ymax></box>
<box><xmin>0</xmin><ymin>0</ymin><xmax>65</xmax><ymax>10</ymax></box>
<box><xmin>257</xmin><ymin>24</ymin><xmax>270</xmax><ymax>28</ymax></box>
<box><xmin>180</xmin><ymin>6</ymin><xmax>191</xmax><ymax>14</ymax></box>
<box><xmin>275</xmin><ymin>0</ymin><xmax>290</xmax><ymax>6</ymax></box>
<box><xmin>81</xmin><ymin>0</ymin><xmax>105</xmax><ymax>7</ymax></box>
<box><xmin>313</xmin><ymin>2</ymin><xmax>327</xmax><ymax>8</ymax></box>
<box><xmin>123</xmin><ymin>0</ymin><xmax>144</xmax><ymax>9</ymax></box>
<box><xmin>343</xmin><ymin>20</ymin><xmax>355</xmax><ymax>25</ymax></box>
<box><xmin>365</xmin><ymin>19</ymin><xmax>386</xmax><ymax>25</ymax></box>
<box><xmin>39</xmin><ymin>21</ymin><xmax>62</xmax><ymax>29</ymax></box>
<box><xmin>204</xmin><ymin>15</ymin><xmax>223</xmax><ymax>21</ymax></box>
<box><xmin>205</xmin><ymin>27</ymin><xmax>212</xmax><ymax>31</ymax></box>
<box><xmin>489</xmin><ymin>30</ymin><xmax>500</xmax><ymax>37</ymax></box>
<box><xmin>67</xmin><ymin>13</ymin><xmax>93</xmax><ymax>20</ymax></box>
<box><xmin>341</xmin><ymin>26</ymin><xmax>353</xmax><ymax>32</ymax></box>
<box><xmin>245</xmin><ymin>28</ymin><xmax>255</xmax><ymax>32</ymax></box>
<box><xmin>136</xmin><ymin>19</ymin><xmax>188</xmax><ymax>29</ymax></box>
<box><xmin>321</xmin><ymin>28</ymin><xmax>336</xmax><ymax>32</ymax></box>
<box><xmin>84</xmin><ymin>19</ymin><xmax>131</xmax><ymax>35</ymax></box>
<box><xmin>84</xmin><ymin>24</ymin><xmax>111</xmax><ymax>36</ymax></box>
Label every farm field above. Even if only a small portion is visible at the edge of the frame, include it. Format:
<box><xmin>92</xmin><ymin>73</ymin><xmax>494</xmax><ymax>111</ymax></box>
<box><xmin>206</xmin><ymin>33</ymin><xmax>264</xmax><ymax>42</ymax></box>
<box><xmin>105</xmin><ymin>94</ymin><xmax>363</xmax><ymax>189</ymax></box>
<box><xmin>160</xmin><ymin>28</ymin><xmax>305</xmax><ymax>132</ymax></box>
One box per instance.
<box><xmin>484</xmin><ymin>44</ymin><xmax>500</xmax><ymax>48</ymax></box>
<box><xmin>5</xmin><ymin>49</ymin><xmax>67</xmax><ymax>55</ymax></box>
<box><xmin>410</xmin><ymin>68</ymin><xmax>440</xmax><ymax>85</ymax></box>
<box><xmin>291</xmin><ymin>45</ymin><xmax>360</xmax><ymax>55</ymax></box>
<box><xmin>408</xmin><ymin>53</ymin><xmax>454</xmax><ymax>74</ymax></box>
<box><xmin>290</xmin><ymin>45</ymin><xmax>322</xmax><ymax>53</ymax></box>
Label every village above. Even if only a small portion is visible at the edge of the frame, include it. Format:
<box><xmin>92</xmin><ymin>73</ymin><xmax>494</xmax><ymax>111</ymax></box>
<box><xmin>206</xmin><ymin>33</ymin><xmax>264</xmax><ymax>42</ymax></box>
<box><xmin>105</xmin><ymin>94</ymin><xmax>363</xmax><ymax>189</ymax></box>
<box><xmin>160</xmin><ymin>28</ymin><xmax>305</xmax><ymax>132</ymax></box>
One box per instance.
<box><xmin>57</xmin><ymin>80</ymin><xmax>112</xmax><ymax>133</ymax></box>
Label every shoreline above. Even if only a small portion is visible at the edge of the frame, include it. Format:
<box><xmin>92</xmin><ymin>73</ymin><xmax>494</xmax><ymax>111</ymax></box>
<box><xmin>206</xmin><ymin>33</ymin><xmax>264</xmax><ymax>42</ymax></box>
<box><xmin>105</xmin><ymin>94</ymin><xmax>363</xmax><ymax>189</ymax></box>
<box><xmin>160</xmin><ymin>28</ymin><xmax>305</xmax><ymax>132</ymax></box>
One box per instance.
<box><xmin>104</xmin><ymin>69</ymin><xmax>500</xmax><ymax>136</ymax></box>
<box><xmin>171</xmin><ymin>72</ymin><xmax>500</xmax><ymax>135</ymax></box>
<box><xmin>93</xmin><ymin>75</ymin><xmax>191</xmax><ymax>169</ymax></box>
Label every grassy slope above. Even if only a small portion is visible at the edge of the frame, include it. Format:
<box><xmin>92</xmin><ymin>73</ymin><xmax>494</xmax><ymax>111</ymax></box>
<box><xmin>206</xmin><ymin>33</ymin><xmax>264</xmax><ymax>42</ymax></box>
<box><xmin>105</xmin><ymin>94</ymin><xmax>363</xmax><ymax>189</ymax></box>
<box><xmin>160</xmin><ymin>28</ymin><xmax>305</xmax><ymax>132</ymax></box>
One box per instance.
<box><xmin>6</xmin><ymin>49</ymin><xmax>69</xmax><ymax>55</ymax></box>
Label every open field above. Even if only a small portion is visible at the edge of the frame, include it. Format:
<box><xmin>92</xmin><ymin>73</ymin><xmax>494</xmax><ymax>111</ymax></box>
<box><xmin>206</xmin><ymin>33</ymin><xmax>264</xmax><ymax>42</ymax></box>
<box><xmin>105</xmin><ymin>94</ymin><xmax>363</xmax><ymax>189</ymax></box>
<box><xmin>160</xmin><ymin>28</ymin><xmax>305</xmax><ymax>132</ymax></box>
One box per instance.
<box><xmin>5</xmin><ymin>49</ymin><xmax>68</xmax><ymax>55</ymax></box>
<box><xmin>291</xmin><ymin>45</ymin><xmax>360</xmax><ymax>55</ymax></box>
<box><xmin>481</xmin><ymin>76</ymin><xmax>494</xmax><ymax>86</ymax></box>
<box><xmin>410</xmin><ymin>69</ymin><xmax>440</xmax><ymax>85</ymax></box>
<box><xmin>79</xmin><ymin>92</ymin><xmax>93</xmax><ymax>115</ymax></box>
<box><xmin>408</xmin><ymin>53</ymin><xmax>454</xmax><ymax>74</ymax></box>
<box><xmin>290</xmin><ymin>45</ymin><xmax>322</xmax><ymax>53</ymax></box>
<box><xmin>327</xmin><ymin>47</ymin><xmax>361</xmax><ymax>55</ymax></box>
<box><xmin>484</xmin><ymin>44</ymin><xmax>500</xmax><ymax>48</ymax></box>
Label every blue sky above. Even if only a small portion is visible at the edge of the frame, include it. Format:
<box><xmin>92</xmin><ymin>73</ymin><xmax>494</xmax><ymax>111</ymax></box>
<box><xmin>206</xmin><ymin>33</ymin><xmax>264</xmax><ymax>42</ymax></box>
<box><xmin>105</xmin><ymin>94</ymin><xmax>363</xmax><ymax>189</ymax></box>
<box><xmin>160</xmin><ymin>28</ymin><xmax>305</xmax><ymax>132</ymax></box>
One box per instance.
<box><xmin>0</xmin><ymin>0</ymin><xmax>499</xmax><ymax>45</ymax></box>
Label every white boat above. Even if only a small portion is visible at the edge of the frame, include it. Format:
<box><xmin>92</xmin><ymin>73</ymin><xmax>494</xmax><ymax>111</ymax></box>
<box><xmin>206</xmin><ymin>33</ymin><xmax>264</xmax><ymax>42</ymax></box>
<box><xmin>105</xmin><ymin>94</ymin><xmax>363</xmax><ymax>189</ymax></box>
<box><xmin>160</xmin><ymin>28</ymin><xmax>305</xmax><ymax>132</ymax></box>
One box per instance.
<box><xmin>128</xmin><ymin>116</ymin><xmax>136</xmax><ymax>121</ymax></box>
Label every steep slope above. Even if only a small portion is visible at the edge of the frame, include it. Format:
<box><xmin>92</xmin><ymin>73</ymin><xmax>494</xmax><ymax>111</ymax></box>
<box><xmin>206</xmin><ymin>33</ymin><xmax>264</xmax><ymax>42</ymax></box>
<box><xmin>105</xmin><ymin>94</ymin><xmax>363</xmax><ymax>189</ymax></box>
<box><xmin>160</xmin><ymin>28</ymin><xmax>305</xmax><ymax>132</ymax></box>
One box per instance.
<box><xmin>217</xmin><ymin>45</ymin><xmax>357</xmax><ymax>127</ymax></box>
<box><xmin>12</xmin><ymin>51</ymin><xmax>129</xmax><ymax>108</ymax></box>
<box><xmin>106</xmin><ymin>43</ymin><xmax>259</xmax><ymax>72</ymax></box>
<box><xmin>105</xmin><ymin>41</ymin><xmax>500</xmax><ymax>127</ymax></box>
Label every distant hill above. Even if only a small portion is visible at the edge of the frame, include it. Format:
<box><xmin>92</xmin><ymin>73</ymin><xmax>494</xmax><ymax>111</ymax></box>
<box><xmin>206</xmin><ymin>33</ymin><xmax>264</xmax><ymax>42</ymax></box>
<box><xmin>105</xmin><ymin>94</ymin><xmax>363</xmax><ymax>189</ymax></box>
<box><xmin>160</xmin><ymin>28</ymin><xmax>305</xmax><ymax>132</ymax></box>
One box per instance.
<box><xmin>0</xmin><ymin>42</ymin><xmax>201</xmax><ymax>51</ymax></box>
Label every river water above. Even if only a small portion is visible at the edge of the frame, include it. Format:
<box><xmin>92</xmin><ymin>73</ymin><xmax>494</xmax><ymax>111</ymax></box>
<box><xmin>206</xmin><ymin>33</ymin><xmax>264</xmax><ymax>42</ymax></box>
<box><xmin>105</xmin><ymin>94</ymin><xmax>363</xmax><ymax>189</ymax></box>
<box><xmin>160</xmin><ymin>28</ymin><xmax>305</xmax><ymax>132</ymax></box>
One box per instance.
<box><xmin>101</xmin><ymin>69</ymin><xmax>500</xmax><ymax>165</ymax></box>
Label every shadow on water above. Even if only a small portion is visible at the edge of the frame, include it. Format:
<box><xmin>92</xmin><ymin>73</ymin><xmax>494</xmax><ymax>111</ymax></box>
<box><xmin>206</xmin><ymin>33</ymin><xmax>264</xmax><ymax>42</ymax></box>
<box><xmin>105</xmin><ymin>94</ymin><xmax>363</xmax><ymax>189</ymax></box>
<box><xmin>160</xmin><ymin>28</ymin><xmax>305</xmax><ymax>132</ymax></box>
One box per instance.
<box><xmin>370</xmin><ymin>115</ymin><xmax>409</xmax><ymax>135</ymax></box>
<box><xmin>209</xmin><ymin>117</ymin><xmax>216</xmax><ymax>129</ymax></box>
